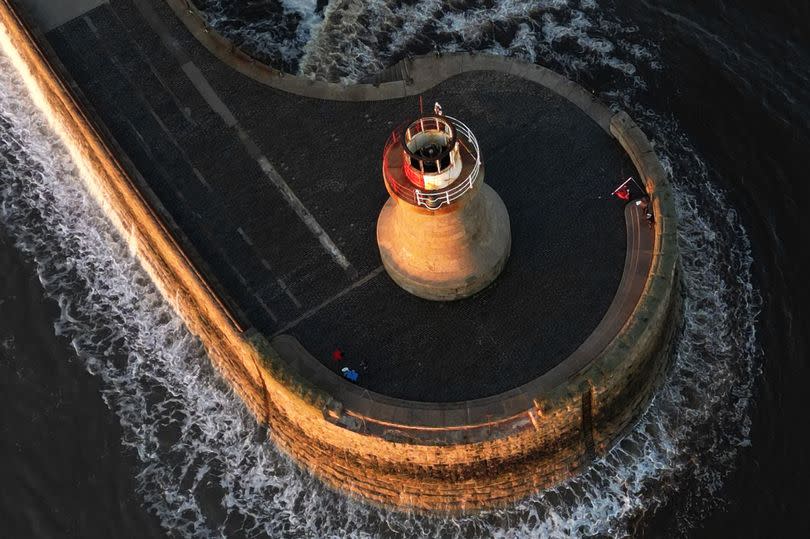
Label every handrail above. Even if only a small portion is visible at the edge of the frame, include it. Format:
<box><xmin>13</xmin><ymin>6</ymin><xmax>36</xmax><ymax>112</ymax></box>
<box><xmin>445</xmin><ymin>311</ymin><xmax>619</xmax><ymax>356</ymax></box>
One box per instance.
<box><xmin>383</xmin><ymin>116</ymin><xmax>481</xmax><ymax>210</ymax></box>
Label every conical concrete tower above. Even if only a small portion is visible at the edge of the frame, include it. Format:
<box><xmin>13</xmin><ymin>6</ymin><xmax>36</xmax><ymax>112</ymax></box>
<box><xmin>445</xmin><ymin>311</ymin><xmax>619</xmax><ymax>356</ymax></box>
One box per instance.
<box><xmin>377</xmin><ymin>106</ymin><xmax>511</xmax><ymax>301</ymax></box>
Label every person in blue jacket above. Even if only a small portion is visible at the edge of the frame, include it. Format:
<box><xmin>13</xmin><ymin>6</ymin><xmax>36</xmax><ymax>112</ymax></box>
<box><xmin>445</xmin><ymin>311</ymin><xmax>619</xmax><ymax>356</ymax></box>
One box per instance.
<box><xmin>341</xmin><ymin>367</ymin><xmax>359</xmax><ymax>382</ymax></box>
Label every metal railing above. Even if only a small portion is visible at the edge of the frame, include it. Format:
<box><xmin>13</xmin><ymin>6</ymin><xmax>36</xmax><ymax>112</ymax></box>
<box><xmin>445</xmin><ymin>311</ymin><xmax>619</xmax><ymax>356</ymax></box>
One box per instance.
<box><xmin>383</xmin><ymin>116</ymin><xmax>481</xmax><ymax>210</ymax></box>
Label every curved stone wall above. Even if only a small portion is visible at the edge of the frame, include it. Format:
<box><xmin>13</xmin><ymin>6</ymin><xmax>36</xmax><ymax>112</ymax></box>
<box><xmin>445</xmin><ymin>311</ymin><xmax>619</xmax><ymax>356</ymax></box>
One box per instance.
<box><xmin>1</xmin><ymin>0</ymin><xmax>681</xmax><ymax>513</ymax></box>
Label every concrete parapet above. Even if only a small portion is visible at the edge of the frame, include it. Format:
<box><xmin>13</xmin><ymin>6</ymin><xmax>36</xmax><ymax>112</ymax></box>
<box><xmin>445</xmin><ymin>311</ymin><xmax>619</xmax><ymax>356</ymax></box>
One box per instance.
<box><xmin>1</xmin><ymin>0</ymin><xmax>681</xmax><ymax>513</ymax></box>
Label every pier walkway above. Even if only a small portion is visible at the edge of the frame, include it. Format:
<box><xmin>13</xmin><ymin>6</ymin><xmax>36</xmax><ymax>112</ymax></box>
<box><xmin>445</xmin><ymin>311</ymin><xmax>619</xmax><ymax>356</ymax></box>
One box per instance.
<box><xmin>17</xmin><ymin>0</ymin><xmax>643</xmax><ymax>402</ymax></box>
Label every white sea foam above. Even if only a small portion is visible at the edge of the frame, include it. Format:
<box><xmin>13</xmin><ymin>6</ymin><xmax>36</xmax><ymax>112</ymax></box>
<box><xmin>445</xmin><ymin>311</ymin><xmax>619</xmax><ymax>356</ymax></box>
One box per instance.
<box><xmin>0</xmin><ymin>0</ymin><xmax>760</xmax><ymax>532</ymax></box>
<box><xmin>199</xmin><ymin>0</ymin><xmax>657</xmax><ymax>86</ymax></box>
<box><xmin>197</xmin><ymin>0</ymin><xmax>323</xmax><ymax>69</ymax></box>
<box><xmin>294</xmin><ymin>0</ymin><xmax>656</xmax><ymax>85</ymax></box>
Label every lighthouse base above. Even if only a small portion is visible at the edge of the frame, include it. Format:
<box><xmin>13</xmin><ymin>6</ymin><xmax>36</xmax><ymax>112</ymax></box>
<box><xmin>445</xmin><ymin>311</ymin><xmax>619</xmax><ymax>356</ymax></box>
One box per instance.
<box><xmin>377</xmin><ymin>181</ymin><xmax>511</xmax><ymax>301</ymax></box>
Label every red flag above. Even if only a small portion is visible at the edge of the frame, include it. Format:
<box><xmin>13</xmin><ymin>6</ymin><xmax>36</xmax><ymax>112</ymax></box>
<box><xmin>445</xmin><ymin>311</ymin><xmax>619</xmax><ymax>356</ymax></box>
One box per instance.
<box><xmin>615</xmin><ymin>186</ymin><xmax>631</xmax><ymax>201</ymax></box>
<box><xmin>612</xmin><ymin>177</ymin><xmax>634</xmax><ymax>201</ymax></box>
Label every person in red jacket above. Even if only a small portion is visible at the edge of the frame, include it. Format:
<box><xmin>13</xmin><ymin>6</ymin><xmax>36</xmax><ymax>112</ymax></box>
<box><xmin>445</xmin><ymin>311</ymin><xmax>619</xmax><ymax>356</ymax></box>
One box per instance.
<box><xmin>332</xmin><ymin>347</ymin><xmax>344</xmax><ymax>362</ymax></box>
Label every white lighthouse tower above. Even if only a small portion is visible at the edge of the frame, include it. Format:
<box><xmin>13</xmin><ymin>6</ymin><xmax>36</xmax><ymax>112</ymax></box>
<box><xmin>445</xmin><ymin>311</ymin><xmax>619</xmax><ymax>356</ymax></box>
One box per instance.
<box><xmin>376</xmin><ymin>105</ymin><xmax>511</xmax><ymax>301</ymax></box>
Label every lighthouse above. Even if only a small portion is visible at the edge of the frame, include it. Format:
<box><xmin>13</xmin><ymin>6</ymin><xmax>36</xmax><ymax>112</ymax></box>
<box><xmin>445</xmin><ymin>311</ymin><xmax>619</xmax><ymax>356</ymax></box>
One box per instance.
<box><xmin>377</xmin><ymin>104</ymin><xmax>511</xmax><ymax>301</ymax></box>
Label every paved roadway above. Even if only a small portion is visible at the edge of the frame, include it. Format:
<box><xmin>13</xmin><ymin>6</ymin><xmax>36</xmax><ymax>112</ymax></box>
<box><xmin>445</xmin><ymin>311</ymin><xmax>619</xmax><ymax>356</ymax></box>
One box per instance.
<box><xmin>29</xmin><ymin>0</ymin><xmax>635</xmax><ymax>401</ymax></box>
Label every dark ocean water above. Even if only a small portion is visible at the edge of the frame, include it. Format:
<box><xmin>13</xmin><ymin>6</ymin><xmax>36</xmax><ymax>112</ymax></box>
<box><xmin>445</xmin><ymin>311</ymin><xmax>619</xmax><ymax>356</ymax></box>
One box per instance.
<box><xmin>1</xmin><ymin>0</ymin><xmax>808</xmax><ymax>537</ymax></box>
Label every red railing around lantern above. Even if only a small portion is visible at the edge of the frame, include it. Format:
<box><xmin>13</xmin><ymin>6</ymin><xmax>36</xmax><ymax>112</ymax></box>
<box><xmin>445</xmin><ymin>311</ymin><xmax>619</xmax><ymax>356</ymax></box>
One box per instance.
<box><xmin>382</xmin><ymin>116</ymin><xmax>481</xmax><ymax>210</ymax></box>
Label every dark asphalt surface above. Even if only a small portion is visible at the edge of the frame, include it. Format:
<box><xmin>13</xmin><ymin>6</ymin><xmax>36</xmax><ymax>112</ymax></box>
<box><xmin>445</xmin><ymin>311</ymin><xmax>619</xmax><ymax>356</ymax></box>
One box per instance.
<box><xmin>45</xmin><ymin>0</ymin><xmax>631</xmax><ymax>401</ymax></box>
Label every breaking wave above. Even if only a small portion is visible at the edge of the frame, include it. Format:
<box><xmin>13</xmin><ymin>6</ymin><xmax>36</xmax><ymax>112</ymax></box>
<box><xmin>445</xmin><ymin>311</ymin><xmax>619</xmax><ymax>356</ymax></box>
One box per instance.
<box><xmin>194</xmin><ymin>0</ymin><xmax>324</xmax><ymax>72</ymax></box>
<box><xmin>0</xmin><ymin>0</ymin><xmax>760</xmax><ymax>534</ymax></box>
<box><xmin>197</xmin><ymin>0</ymin><xmax>659</xmax><ymax>85</ymax></box>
